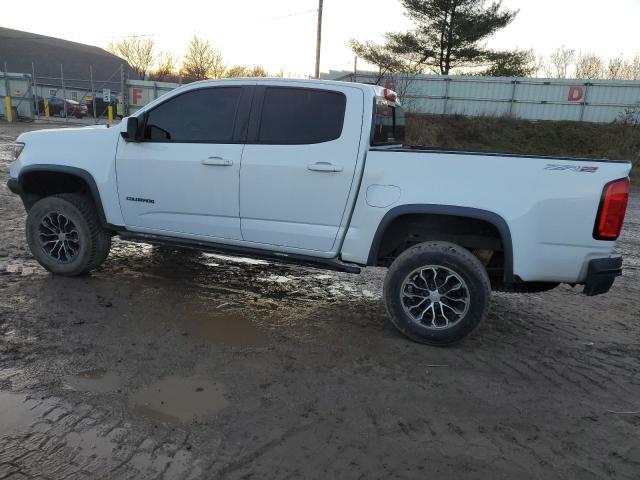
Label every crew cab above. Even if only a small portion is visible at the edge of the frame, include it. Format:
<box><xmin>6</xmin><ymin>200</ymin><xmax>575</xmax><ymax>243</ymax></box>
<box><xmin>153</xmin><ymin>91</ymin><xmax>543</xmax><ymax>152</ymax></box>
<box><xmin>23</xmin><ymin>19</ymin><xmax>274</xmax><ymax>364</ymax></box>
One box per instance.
<box><xmin>6</xmin><ymin>78</ymin><xmax>632</xmax><ymax>345</ymax></box>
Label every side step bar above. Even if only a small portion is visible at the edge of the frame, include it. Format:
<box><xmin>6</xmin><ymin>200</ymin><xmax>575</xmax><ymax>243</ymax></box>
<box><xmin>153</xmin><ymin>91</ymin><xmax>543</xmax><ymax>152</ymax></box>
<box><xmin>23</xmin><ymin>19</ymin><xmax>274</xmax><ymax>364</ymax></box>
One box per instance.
<box><xmin>117</xmin><ymin>232</ymin><xmax>362</xmax><ymax>274</ymax></box>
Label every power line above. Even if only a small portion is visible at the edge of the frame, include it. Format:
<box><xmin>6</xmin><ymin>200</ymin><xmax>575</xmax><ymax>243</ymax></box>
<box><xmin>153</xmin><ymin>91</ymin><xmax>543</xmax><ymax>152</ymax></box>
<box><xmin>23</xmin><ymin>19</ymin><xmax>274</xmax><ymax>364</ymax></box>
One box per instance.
<box><xmin>254</xmin><ymin>9</ymin><xmax>317</xmax><ymax>23</ymax></box>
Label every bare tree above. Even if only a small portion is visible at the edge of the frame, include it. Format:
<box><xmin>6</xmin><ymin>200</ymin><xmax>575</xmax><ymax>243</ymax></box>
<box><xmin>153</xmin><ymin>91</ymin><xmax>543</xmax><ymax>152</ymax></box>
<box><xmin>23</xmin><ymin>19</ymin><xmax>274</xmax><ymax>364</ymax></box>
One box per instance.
<box><xmin>153</xmin><ymin>51</ymin><xmax>177</xmax><ymax>81</ymax></box>
<box><xmin>630</xmin><ymin>53</ymin><xmax>640</xmax><ymax>80</ymax></box>
<box><xmin>225</xmin><ymin>65</ymin><xmax>248</xmax><ymax>78</ymax></box>
<box><xmin>575</xmin><ymin>53</ymin><xmax>604</xmax><ymax>79</ymax></box>
<box><xmin>107</xmin><ymin>37</ymin><xmax>156</xmax><ymax>79</ymax></box>
<box><xmin>181</xmin><ymin>35</ymin><xmax>225</xmax><ymax>80</ymax></box>
<box><xmin>247</xmin><ymin>65</ymin><xmax>269</xmax><ymax>77</ymax></box>
<box><xmin>548</xmin><ymin>46</ymin><xmax>576</xmax><ymax>78</ymax></box>
<box><xmin>534</xmin><ymin>54</ymin><xmax>548</xmax><ymax>78</ymax></box>
<box><xmin>225</xmin><ymin>65</ymin><xmax>269</xmax><ymax>78</ymax></box>
<box><xmin>606</xmin><ymin>56</ymin><xmax>632</xmax><ymax>80</ymax></box>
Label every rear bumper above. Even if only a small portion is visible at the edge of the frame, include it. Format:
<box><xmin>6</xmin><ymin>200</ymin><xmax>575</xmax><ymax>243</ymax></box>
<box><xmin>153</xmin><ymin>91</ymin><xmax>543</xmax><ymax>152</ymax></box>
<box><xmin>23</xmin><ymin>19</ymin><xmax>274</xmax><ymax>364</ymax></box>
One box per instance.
<box><xmin>583</xmin><ymin>257</ymin><xmax>623</xmax><ymax>296</ymax></box>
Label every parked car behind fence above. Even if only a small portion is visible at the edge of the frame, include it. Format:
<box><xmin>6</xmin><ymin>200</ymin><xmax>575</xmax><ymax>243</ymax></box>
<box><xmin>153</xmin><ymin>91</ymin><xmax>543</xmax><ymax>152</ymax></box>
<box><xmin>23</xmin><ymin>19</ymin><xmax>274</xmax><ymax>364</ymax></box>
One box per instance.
<box><xmin>35</xmin><ymin>97</ymin><xmax>88</xmax><ymax>118</ymax></box>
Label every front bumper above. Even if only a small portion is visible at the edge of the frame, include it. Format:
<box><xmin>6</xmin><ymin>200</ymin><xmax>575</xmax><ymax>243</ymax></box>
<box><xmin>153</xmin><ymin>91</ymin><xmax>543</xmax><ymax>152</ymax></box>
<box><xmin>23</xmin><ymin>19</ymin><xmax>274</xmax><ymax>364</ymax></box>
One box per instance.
<box><xmin>6</xmin><ymin>177</ymin><xmax>22</xmax><ymax>195</ymax></box>
<box><xmin>583</xmin><ymin>257</ymin><xmax>623</xmax><ymax>296</ymax></box>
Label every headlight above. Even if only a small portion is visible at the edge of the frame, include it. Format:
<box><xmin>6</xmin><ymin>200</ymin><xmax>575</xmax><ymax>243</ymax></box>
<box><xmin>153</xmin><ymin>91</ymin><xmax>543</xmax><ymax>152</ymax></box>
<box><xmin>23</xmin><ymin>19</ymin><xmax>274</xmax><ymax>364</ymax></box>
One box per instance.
<box><xmin>13</xmin><ymin>142</ymin><xmax>25</xmax><ymax>160</ymax></box>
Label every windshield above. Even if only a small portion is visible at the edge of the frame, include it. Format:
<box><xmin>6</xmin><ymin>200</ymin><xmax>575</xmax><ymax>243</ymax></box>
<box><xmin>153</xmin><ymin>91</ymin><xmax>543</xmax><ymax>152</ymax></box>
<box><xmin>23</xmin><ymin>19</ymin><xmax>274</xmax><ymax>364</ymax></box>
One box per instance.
<box><xmin>371</xmin><ymin>99</ymin><xmax>405</xmax><ymax>146</ymax></box>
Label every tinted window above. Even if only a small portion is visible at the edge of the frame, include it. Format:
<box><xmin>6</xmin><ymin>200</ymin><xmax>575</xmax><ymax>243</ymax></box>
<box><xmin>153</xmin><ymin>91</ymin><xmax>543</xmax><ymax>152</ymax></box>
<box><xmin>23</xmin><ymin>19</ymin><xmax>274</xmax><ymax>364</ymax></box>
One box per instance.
<box><xmin>372</xmin><ymin>101</ymin><xmax>405</xmax><ymax>145</ymax></box>
<box><xmin>144</xmin><ymin>88</ymin><xmax>242</xmax><ymax>143</ymax></box>
<box><xmin>258</xmin><ymin>88</ymin><xmax>346</xmax><ymax>144</ymax></box>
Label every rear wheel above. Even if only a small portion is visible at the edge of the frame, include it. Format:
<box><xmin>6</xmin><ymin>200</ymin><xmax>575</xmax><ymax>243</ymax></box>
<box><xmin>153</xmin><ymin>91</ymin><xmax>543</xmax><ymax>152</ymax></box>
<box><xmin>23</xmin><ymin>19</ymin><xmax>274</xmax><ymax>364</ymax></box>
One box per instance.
<box><xmin>26</xmin><ymin>194</ymin><xmax>112</xmax><ymax>276</ymax></box>
<box><xmin>383</xmin><ymin>241</ymin><xmax>491</xmax><ymax>346</ymax></box>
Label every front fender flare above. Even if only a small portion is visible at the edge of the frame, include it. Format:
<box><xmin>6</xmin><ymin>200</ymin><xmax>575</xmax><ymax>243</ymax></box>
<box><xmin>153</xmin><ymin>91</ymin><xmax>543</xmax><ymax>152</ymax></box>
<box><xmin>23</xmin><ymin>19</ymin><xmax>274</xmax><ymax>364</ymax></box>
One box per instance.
<box><xmin>17</xmin><ymin>164</ymin><xmax>109</xmax><ymax>228</ymax></box>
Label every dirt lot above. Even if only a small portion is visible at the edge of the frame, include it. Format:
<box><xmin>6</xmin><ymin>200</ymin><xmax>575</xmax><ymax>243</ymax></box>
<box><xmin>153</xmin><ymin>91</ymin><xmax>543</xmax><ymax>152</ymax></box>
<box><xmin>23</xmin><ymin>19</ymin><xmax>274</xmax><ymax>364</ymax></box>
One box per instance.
<box><xmin>1</xmin><ymin>122</ymin><xmax>639</xmax><ymax>479</ymax></box>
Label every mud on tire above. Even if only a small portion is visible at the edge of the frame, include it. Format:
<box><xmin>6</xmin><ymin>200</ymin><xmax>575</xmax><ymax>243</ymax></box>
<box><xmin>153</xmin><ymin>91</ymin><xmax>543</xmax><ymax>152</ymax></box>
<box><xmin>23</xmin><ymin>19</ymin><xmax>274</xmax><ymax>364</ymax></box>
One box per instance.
<box><xmin>383</xmin><ymin>241</ymin><xmax>491</xmax><ymax>346</ymax></box>
<box><xmin>26</xmin><ymin>194</ymin><xmax>112</xmax><ymax>276</ymax></box>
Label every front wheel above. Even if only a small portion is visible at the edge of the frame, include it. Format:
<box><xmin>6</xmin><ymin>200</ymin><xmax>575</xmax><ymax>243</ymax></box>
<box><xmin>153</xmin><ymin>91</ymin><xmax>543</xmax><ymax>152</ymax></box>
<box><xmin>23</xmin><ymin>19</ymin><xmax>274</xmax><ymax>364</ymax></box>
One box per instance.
<box><xmin>383</xmin><ymin>241</ymin><xmax>491</xmax><ymax>346</ymax></box>
<box><xmin>26</xmin><ymin>194</ymin><xmax>112</xmax><ymax>276</ymax></box>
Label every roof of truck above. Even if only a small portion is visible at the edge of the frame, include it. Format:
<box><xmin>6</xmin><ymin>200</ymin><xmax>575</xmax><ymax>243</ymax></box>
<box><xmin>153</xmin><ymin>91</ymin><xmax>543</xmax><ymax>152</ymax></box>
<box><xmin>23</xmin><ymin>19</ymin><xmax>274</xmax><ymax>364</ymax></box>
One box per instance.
<box><xmin>182</xmin><ymin>77</ymin><xmax>394</xmax><ymax>98</ymax></box>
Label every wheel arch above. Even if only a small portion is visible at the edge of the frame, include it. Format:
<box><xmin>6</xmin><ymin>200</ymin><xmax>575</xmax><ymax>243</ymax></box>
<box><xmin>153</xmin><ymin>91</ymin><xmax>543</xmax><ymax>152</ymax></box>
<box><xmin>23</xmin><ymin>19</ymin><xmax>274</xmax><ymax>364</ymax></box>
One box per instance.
<box><xmin>17</xmin><ymin>165</ymin><xmax>109</xmax><ymax>228</ymax></box>
<box><xmin>367</xmin><ymin>204</ymin><xmax>514</xmax><ymax>283</ymax></box>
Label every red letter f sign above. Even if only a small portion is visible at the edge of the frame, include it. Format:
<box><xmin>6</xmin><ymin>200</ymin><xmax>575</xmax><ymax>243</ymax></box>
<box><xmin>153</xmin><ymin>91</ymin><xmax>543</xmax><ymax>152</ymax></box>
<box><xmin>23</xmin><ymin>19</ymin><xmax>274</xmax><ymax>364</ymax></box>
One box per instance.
<box><xmin>132</xmin><ymin>88</ymin><xmax>143</xmax><ymax>105</ymax></box>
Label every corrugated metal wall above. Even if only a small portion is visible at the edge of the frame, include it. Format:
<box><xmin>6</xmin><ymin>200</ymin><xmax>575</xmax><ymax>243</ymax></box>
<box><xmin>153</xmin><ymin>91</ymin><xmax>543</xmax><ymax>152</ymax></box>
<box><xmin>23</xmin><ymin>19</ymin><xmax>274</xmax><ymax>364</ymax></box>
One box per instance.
<box><xmin>127</xmin><ymin>79</ymin><xmax>180</xmax><ymax>113</ymax></box>
<box><xmin>333</xmin><ymin>72</ymin><xmax>640</xmax><ymax>123</ymax></box>
<box><xmin>0</xmin><ymin>72</ymin><xmax>34</xmax><ymax>119</ymax></box>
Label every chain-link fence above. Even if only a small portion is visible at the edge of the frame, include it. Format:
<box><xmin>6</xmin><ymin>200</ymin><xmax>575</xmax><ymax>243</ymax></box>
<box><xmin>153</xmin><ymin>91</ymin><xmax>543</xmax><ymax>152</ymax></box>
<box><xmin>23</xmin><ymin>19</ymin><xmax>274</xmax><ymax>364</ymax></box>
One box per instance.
<box><xmin>1</xmin><ymin>62</ymin><xmax>181</xmax><ymax>123</ymax></box>
<box><xmin>0</xmin><ymin>71</ymin><xmax>33</xmax><ymax>120</ymax></box>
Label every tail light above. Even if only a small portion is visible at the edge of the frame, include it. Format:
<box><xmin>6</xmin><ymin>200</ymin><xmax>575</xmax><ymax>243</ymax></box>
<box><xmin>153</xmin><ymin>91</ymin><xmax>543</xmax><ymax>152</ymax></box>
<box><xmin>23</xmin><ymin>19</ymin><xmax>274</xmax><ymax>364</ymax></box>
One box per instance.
<box><xmin>383</xmin><ymin>88</ymin><xmax>397</xmax><ymax>102</ymax></box>
<box><xmin>593</xmin><ymin>178</ymin><xmax>630</xmax><ymax>240</ymax></box>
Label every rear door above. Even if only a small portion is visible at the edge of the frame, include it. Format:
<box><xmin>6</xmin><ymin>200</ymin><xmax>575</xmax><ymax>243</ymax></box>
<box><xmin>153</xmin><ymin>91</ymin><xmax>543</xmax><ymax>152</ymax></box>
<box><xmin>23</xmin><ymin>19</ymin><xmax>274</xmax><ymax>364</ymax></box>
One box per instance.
<box><xmin>239</xmin><ymin>84</ymin><xmax>364</xmax><ymax>252</ymax></box>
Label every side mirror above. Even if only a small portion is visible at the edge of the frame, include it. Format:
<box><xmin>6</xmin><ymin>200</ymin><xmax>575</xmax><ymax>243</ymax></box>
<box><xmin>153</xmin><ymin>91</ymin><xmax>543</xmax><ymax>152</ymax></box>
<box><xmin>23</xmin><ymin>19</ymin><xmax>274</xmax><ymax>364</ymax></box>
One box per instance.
<box><xmin>121</xmin><ymin>117</ymin><xmax>140</xmax><ymax>142</ymax></box>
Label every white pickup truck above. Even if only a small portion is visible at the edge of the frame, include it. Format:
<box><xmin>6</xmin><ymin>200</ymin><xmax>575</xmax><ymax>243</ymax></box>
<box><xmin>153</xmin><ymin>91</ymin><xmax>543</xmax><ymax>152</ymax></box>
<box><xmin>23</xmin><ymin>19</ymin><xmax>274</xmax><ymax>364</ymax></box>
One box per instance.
<box><xmin>7</xmin><ymin>78</ymin><xmax>632</xmax><ymax>345</ymax></box>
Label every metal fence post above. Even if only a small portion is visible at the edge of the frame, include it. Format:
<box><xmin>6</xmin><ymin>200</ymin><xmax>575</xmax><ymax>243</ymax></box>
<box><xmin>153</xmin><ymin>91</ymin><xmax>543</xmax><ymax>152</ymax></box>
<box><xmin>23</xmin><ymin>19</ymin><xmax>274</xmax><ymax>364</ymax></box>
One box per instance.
<box><xmin>509</xmin><ymin>80</ymin><xmax>518</xmax><ymax>116</ymax></box>
<box><xmin>120</xmin><ymin>64</ymin><xmax>126</xmax><ymax>117</ymax></box>
<box><xmin>90</xmin><ymin>65</ymin><xmax>97</xmax><ymax>123</ymax></box>
<box><xmin>25</xmin><ymin>73</ymin><xmax>34</xmax><ymax>119</ymax></box>
<box><xmin>579</xmin><ymin>82</ymin><xmax>591</xmax><ymax>122</ymax></box>
<box><xmin>61</xmin><ymin>64</ymin><xmax>67</xmax><ymax>120</ymax></box>
<box><xmin>443</xmin><ymin>77</ymin><xmax>451</xmax><ymax>114</ymax></box>
<box><xmin>3</xmin><ymin>61</ymin><xmax>12</xmax><ymax>122</ymax></box>
<box><xmin>32</xmin><ymin>62</ymin><xmax>39</xmax><ymax>118</ymax></box>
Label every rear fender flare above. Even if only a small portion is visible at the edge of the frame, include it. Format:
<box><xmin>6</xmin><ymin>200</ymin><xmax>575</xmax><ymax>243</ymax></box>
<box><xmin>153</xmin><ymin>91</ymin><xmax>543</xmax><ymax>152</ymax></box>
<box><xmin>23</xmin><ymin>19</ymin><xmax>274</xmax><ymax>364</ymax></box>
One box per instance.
<box><xmin>367</xmin><ymin>204</ymin><xmax>514</xmax><ymax>283</ymax></box>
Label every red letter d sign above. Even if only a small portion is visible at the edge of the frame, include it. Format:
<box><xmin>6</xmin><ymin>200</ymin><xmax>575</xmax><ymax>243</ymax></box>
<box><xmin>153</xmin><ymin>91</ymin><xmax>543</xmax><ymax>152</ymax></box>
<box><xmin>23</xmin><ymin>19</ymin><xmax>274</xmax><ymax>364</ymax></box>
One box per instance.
<box><xmin>568</xmin><ymin>86</ymin><xmax>584</xmax><ymax>102</ymax></box>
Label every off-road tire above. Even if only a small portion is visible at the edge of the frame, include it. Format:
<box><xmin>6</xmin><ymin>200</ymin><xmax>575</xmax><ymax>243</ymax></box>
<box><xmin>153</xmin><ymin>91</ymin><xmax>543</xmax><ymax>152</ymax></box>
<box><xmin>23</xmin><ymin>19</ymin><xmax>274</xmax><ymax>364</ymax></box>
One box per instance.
<box><xmin>26</xmin><ymin>194</ymin><xmax>112</xmax><ymax>276</ymax></box>
<box><xmin>383</xmin><ymin>241</ymin><xmax>491</xmax><ymax>346</ymax></box>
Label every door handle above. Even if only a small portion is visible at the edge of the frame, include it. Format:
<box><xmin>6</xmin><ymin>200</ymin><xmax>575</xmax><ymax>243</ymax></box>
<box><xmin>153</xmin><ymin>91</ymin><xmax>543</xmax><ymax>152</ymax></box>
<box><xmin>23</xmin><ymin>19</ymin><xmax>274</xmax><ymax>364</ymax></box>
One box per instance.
<box><xmin>202</xmin><ymin>156</ymin><xmax>233</xmax><ymax>166</ymax></box>
<box><xmin>307</xmin><ymin>162</ymin><xmax>343</xmax><ymax>172</ymax></box>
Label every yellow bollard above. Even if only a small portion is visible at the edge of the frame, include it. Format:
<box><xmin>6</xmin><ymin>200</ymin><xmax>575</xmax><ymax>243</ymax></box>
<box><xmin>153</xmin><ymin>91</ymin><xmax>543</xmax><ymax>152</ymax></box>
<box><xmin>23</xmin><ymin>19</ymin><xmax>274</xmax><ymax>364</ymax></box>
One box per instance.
<box><xmin>44</xmin><ymin>99</ymin><xmax>50</xmax><ymax>121</ymax></box>
<box><xmin>4</xmin><ymin>96</ymin><xmax>12</xmax><ymax>123</ymax></box>
<box><xmin>107</xmin><ymin>105</ymin><xmax>113</xmax><ymax>125</ymax></box>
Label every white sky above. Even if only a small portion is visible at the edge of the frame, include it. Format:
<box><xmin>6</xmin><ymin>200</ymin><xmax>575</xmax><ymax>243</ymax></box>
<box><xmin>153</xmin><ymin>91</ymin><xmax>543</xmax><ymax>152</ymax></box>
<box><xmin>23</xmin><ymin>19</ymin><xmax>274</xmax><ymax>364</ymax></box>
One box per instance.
<box><xmin>3</xmin><ymin>0</ymin><xmax>640</xmax><ymax>76</ymax></box>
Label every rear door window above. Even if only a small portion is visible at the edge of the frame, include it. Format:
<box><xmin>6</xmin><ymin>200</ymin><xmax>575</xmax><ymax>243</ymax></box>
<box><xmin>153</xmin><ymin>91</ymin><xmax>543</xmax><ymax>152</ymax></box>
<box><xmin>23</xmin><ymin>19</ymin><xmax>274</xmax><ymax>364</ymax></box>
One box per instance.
<box><xmin>258</xmin><ymin>87</ymin><xmax>346</xmax><ymax>145</ymax></box>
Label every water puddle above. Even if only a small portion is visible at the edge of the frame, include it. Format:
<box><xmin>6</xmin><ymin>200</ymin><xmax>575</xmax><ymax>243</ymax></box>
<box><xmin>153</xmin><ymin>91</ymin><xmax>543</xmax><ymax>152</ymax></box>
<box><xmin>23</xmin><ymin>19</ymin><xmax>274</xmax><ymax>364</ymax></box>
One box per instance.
<box><xmin>63</xmin><ymin>369</ymin><xmax>125</xmax><ymax>394</ymax></box>
<box><xmin>176</xmin><ymin>309</ymin><xmax>268</xmax><ymax>347</ymax></box>
<box><xmin>129</xmin><ymin>376</ymin><xmax>228</xmax><ymax>425</ymax></box>
<box><xmin>0</xmin><ymin>391</ymin><xmax>42</xmax><ymax>435</ymax></box>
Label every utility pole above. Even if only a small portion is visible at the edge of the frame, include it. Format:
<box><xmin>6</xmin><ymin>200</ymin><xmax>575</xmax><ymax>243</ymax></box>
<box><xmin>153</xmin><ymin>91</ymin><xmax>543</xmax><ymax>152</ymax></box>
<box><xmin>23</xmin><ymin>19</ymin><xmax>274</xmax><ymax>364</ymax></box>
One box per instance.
<box><xmin>353</xmin><ymin>56</ymin><xmax>357</xmax><ymax>82</ymax></box>
<box><xmin>314</xmin><ymin>0</ymin><xmax>323</xmax><ymax>79</ymax></box>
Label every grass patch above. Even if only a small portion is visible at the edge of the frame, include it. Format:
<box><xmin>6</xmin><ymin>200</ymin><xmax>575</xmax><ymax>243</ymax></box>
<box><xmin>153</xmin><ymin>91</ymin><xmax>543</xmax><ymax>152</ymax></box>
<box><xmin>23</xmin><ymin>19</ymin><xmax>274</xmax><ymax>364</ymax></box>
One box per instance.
<box><xmin>406</xmin><ymin>114</ymin><xmax>639</xmax><ymax>180</ymax></box>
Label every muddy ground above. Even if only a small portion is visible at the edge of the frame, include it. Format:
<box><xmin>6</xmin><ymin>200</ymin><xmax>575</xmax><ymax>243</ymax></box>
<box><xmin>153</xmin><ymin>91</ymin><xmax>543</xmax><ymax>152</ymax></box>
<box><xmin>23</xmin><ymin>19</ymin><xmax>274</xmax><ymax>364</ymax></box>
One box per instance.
<box><xmin>1</xmin><ymin>122</ymin><xmax>639</xmax><ymax>479</ymax></box>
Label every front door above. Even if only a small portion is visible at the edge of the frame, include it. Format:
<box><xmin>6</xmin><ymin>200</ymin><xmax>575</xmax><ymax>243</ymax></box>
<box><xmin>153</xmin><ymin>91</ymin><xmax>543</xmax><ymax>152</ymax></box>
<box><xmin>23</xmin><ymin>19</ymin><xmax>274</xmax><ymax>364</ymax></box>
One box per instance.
<box><xmin>116</xmin><ymin>85</ymin><xmax>252</xmax><ymax>240</ymax></box>
<box><xmin>240</xmin><ymin>84</ymin><xmax>364</xmax><ymax>252</ymax></box>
